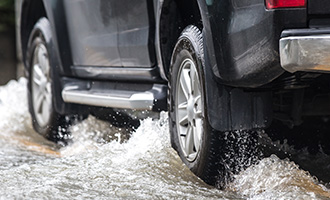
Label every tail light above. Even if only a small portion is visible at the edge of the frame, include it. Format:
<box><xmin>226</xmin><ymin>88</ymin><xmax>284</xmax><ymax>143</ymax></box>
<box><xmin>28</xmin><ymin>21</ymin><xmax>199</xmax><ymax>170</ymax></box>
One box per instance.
<box><xmin>265</xmin><ymin>0</ymin><xmax>306</xmax><ymax>9</ymax></box>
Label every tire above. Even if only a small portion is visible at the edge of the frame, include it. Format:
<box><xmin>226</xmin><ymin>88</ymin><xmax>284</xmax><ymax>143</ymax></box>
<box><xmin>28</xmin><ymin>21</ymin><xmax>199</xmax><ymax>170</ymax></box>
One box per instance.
<box><xmin>26</xmin><ymin>18</ymin><xmax>71</xmax><ymax>143</ymax></box>
<box><xmin>168</xmin><ymin>25</ymin><xmax>260</xmax><ymax>188</ymax></box>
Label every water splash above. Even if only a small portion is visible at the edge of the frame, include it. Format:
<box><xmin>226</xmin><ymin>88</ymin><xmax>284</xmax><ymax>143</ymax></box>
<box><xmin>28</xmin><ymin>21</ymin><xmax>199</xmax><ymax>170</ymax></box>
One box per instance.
<box><xmin>228</xmin><ymin>155</ymin><xmax>330</xmax><ymax>200</ymax></box>
<box><xmin>0</xmin><ymin>78</ymin><xmax>30</xmax><ymax>134</ymax></box>
<box><xmin>0</xmin><ymin>79</ymin><xmax>329</xmax><ymax>199</ymax></box>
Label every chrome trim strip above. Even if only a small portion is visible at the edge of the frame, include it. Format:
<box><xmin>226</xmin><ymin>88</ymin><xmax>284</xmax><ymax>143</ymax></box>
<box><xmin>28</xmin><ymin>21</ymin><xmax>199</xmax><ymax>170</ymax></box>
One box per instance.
<box><xmin>280</xmin><ymin>35</ymin><xmax>330</xmax><ymax>73</ymax></box>
<box><xmin>62</xmin><ymin>87</ymin><xmax>155</xmax><ymax>110</ymax></box>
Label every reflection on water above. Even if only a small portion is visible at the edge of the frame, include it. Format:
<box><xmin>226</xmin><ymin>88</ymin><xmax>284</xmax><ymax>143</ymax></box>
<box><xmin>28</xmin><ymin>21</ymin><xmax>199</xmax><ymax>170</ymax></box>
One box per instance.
<box><xmin>0</xmin><ymin>78</ymin><xmax>329</xmax><ymax>199</ymax></box>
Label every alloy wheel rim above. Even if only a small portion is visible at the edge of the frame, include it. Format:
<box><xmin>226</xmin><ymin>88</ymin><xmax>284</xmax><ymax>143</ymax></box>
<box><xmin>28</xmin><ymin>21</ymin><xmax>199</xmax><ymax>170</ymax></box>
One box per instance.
<box><xmin>175</xmin><ymin>58</ymin><xmax>203</xmax><ymax>162</ymax></box>
<box><xmin>31</xmin><ymin>43</ymin><xmax>52</xmax><ymax>127</ymax></box>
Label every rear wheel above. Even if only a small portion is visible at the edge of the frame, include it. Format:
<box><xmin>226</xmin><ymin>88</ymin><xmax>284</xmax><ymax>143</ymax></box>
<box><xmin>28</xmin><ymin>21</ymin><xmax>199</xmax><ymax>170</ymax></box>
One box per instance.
<box><xmin>27</xmin><ymin>18</ymin><xmax>71</xmax><ymax>143</ymax></box>
<box><xmin>168</xmin><ymin>25</ymin><xmax>260</xmax><ymax>187</ymax></box>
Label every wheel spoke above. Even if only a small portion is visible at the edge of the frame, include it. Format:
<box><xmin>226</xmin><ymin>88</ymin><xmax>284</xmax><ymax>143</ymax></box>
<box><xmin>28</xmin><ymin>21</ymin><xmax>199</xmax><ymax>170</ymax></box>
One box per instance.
<box><xmin>33</xmin><ymin>77</ymin><xmax>42</xmax><ymax>86</ymax></box>
<box><xmin>41</xmin><ymin>98</ymin><xmax>49</xmax><ymax>120</ymax></box>
<box><xmin>180</xmin><ymin>68</ymin><xmax>191</xmax><ymax>100</ymax></box>
<box><xmin>193</xmin><ymin>126</ymin><xmax>200</xmax><ymax>152</ymax></box>
<box><xmin>37</xmin><ymin>47</ymin><xmax>44</xmax><ymax>68</ymax></box>
<box><xmin>194</xmin><ymin>95</ymin><xmax>202</xmax><ymax>119</ymax></box>
<box><xmin>187</xmin><ymin>152</ymin><xmax>197</xmax><ymax>160</ymax></box>
<box><xmin>45</xmin><ymin>82</ymin><xmax>51</xmax><ymax>94</ymax></box>
<box><xmin>195</xmin><ymin>95</ymin><xmax>201</xmax><ymax>103</ymax></box>
<box><xmin>178</xmin><ymin>102</ymin><xmax>188</xmax><ymax>109</ymax></box>
<box><xmin>38</xmin><ymin>46</ymin><xmax>47</xmax><ymax>72</ymax></box>
<box><xmin>33</xmin><ymin>83</ymin><xmax>43</xmax><ymax>102</ymax></box>
<box><xmin>179</xmin><ymin>115</ymin><xmax>188</xmax><ymax>126</ymax></box>
<box><xmin>43</xmin><ymin>56</ymin><xmax>50</xmax><ymax>77</ymax></box>
<box><xmin>195</xmin><ymin>110</ymin><xmax>202</xmax><ymax>119</ymax></box>
<box><xmin>42</xmin><ymin>84</ymin><xmax>52</xmax><ymax>121</ymax></box>
<box><xmin>185</xmin><ymin>125</ymin><xmax>194</xmax><ymax>156</ymax></box>
<box><xmin>44</xmin><ymin>92</ymin><xmax>52</xmax><ymax>107</ymax></box>
<box><xmin>35</xmin><ymin>93</ymin><xmax>44</xmax><ymax>114</ymax></box>
<box><xmin>33</xmin><ymin>64</ymin><xmax>44</xmax><ymax>80</ymax></box>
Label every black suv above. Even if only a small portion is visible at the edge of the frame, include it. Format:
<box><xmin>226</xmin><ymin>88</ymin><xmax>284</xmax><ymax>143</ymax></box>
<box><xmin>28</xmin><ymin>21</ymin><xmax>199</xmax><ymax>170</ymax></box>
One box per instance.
<box><xmin>17</xmin><ymin>0</ymin><xmax>330</xmax><ymax>187</ymax></box>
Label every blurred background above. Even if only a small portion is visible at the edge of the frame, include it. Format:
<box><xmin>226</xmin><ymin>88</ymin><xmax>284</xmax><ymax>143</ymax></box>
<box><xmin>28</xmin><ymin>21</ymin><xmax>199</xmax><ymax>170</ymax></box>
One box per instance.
<box><xmin>0</xmin><ymin>0</ymin><xmax>18</xmax><ymax>86</ymax></box>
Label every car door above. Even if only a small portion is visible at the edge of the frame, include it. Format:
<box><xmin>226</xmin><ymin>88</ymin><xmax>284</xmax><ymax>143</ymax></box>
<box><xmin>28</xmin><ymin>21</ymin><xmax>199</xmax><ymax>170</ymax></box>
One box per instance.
<box><xmin>64</xmin><ymin>0</ymin><xmax>121</xmax><ymax>67</ymax></box>
<box><xmin>115</xmin><ymin>0</ymin><xmax>156</xmax><ymax>68</ymax></box>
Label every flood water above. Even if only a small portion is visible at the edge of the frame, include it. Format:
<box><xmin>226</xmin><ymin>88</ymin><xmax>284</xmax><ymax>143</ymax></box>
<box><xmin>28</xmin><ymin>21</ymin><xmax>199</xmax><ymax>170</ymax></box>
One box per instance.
<box><xmin>0</xmin><ymin>78</ymin><xmax>329</xmax><ymax>199</ymax></box>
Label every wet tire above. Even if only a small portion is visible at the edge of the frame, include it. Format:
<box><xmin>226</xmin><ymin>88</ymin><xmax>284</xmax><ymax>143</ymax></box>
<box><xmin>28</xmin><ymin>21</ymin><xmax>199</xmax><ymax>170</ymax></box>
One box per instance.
<box><xmin>26</xmin><ymin>18</ymin><xmax>71</xmax><ymax>143</ymax></box>
<box><xmin>168</xmin><ymin>25</ymin><xmax>260</xmax><ymax>188</ymax></box>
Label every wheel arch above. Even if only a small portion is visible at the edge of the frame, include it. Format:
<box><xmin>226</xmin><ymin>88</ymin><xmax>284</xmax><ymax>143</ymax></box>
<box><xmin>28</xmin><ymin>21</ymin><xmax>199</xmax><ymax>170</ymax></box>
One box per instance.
<box><xmin>20</xmin><ymin>0</ymin><xmax>72</xmax><ymax>76</ymax></box>
<box><xmin>20</xmin><ymin>0</ymin><xmax>47</xmax><ymax>70</ymax></box>
<box><xmin>158</xmin><ymin>0</ymin><xmax>207</xmax><ymax>79</ymax></box>
<box><xmin>158</xmin><ymin>0</ymin><xmax>273</xmax><ymax>132</ymax></box>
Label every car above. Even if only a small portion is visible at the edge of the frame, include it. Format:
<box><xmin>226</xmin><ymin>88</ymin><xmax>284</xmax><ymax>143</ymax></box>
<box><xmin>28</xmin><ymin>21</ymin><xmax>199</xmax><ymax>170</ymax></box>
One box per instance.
<box><xmin>16</xmin><ymin>0</ymin><xmax>330</xmax><ymax>187</ymax></box>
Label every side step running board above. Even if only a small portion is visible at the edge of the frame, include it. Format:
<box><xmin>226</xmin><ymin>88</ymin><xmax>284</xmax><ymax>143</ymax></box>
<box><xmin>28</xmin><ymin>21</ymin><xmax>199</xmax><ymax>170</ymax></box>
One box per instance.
<box><xmin>62</xmin><ymin>81</ymin><xmax>167</xmax><ymax>111</ymax></box>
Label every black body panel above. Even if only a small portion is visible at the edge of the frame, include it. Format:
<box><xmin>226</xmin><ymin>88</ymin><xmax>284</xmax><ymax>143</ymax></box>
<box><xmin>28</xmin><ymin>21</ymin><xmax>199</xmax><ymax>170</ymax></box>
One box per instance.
<box><xmin>18</xmin><ymin>0</ymin><xmax>310</xmax><ymax>132</ymax></box>
<box><xmin>20</xmin><ymin>0</ymin><xmax>72</xmax><ymax>75</ymax></box>
<box><xmin>308</xmin><ymin>0</ymin><xmax>330</xmax><ymax>15</ymax></box>
<box><xmin>43</xmin><ymin>0</ymin><xmax>73</xmax><ymax>75</ymax></box>
<box><xmin>22</xmin><ymin>0</ymin><xmax>308</xmax><ymax>88</ymax></box>
<box><xmin>203</xmin><ymin>0</ymin><xmax>307</xmax><ymax>87</ymax></box>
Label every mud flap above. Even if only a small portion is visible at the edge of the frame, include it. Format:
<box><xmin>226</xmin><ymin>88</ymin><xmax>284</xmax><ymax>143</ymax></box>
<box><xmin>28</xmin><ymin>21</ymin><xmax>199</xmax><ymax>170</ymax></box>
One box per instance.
<box><xmin>203</xmin><ymin>33</ymin><xmax>272</xmax><ymax>132</ymax></box>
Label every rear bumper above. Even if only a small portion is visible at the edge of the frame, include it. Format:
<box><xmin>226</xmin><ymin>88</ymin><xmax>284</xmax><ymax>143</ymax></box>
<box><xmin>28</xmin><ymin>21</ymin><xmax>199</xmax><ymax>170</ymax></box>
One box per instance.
<box><xmin>280</xmin><ymin>29</ymin><xmax>330</xmax><ymax>73</ymax></box>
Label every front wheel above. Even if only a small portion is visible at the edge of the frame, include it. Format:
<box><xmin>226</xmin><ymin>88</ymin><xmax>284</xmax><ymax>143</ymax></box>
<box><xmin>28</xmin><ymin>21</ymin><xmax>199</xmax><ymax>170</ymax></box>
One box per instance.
<box><xmin>26</xmin><ymin>18</ymin><xmax>72</xmax><ymax>143</ymax></box>
<box><xmin>168</xmin><ymin>25</ymin><xmax>261</xmax><ymax>187</ymax></box>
